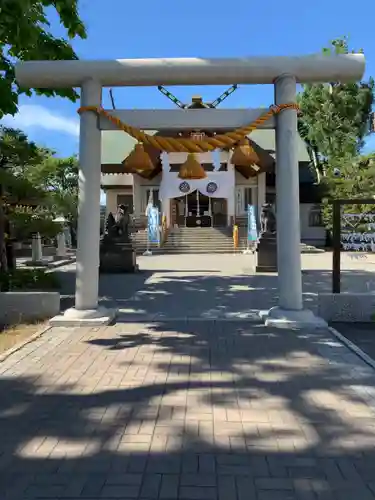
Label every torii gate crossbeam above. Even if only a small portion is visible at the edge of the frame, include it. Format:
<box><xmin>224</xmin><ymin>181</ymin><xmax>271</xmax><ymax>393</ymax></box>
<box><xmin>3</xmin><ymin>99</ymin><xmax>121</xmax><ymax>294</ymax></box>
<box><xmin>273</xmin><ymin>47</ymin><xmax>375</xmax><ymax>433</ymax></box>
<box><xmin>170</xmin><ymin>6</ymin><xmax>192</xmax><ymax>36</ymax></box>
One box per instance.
<box><xmin>15</xmin><ymin>54</ymin><xmax>364</xmax><ymax>87</ymax></box>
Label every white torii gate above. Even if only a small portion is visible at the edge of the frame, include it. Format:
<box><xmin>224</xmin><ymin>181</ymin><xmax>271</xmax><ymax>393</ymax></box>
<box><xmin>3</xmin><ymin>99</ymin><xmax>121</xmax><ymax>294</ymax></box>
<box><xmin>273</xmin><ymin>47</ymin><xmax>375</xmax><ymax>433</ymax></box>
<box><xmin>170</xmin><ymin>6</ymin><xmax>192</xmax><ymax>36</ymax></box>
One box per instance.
<box><xmin>15</xmin><ymin>54</ymin><xmax>365</xmax><ymax>327</ymax></box>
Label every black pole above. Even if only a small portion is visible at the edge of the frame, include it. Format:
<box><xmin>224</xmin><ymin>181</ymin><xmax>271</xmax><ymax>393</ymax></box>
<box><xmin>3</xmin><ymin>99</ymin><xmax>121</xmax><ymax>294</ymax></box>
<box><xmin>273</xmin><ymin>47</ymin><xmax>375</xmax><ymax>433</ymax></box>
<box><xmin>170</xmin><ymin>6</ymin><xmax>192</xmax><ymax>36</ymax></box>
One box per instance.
<box><xmin>332</xmin><ymin>200</ymin><xmax>341</xmax><ymax>293</ymax></box>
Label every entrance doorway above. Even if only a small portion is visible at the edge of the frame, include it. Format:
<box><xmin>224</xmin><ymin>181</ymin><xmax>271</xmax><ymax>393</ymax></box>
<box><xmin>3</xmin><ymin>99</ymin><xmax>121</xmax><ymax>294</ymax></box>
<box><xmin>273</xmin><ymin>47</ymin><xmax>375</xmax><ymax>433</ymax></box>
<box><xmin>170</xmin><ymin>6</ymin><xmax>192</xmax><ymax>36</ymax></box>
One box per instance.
<box><xmin>170</xmin><ymin>191</ymin><xmax>228</xmax><ymax>227</ymax></box>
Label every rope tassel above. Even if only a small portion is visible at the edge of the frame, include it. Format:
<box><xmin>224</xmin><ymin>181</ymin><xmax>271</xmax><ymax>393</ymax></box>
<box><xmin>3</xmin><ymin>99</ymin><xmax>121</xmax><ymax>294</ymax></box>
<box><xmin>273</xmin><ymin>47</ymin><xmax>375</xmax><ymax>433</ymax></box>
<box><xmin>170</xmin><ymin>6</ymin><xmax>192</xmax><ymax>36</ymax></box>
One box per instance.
<box><xmin>231</xmin><ymin>138</ymin><xmax>258</xmax><ymax>167</ymax></box>
<box><xmin>122</xmin><ymin>143</ymin><xmax>154</xmax><ymax>172</ymax></box>
<box><xmin>178</xmin><ymin>154</ymin><xmax>206</xmax><ymax>180</ymax></box>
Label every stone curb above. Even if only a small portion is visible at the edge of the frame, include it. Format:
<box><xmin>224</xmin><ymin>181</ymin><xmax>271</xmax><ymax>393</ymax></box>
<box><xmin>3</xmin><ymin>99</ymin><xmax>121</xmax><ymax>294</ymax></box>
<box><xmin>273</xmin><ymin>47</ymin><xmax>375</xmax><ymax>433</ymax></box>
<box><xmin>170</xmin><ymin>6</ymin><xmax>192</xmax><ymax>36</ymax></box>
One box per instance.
<box><xmin>328</xmin><ymin>325</ymin><xmax>375</xmax><ymax>372</ymax></box>
<box><xmin>115</xmin><ymin>316</ymin><xmax>263</xmax><ymax>322</ymax></box>
<box><xmin>19</xmin><ymin>256</ymin><xmax>76</xmax><ymax>270</ymax></box>
<box><xmin>0</xmin><ymin>324</ymin><xmax>52</xmax><ymax>363</ymax></box>
<box><xmin>47</xmin><ymin>256</ymin><xmax>76</xmax><ymax>269</ymax></box>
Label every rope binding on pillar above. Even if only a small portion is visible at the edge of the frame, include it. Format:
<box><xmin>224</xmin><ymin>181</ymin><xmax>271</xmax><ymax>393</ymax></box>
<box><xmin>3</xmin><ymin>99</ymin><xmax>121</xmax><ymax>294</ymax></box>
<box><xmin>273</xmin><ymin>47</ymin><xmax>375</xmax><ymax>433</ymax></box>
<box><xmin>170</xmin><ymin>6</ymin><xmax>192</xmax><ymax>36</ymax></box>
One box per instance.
<box><xmin>77</xmin><ymin>103</ymin><xmax>299</xmax><ymax>178</ymax></box>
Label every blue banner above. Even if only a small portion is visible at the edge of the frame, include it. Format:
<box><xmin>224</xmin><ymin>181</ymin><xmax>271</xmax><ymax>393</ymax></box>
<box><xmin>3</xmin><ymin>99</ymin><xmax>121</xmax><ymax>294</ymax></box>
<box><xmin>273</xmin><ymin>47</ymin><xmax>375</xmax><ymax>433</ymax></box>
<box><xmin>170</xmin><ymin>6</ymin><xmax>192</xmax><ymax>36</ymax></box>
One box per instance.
<box><xmin>147</xmin><ymin>206</ymin><xmax>160</xmax><ymax>244</ymax></box>
<box><xmin>247</xmin><ymin>205</ymin><xmax>258</xmax><ymax>242</ymax></box>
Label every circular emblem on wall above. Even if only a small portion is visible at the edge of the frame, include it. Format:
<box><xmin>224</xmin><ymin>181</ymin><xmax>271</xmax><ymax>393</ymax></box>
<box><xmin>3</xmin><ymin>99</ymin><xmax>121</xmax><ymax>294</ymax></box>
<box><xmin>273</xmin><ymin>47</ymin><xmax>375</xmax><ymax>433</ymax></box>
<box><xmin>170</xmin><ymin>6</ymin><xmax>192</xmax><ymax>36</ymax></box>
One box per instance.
<box><xmin>179</xmin><ymin>181</ymin><xmax>190</xmax><ymax>193</ymax></box>
<box><xmin>206</xmin><ymin>182</ymin><xmax>218</xmax><ymax>194</ymax></box>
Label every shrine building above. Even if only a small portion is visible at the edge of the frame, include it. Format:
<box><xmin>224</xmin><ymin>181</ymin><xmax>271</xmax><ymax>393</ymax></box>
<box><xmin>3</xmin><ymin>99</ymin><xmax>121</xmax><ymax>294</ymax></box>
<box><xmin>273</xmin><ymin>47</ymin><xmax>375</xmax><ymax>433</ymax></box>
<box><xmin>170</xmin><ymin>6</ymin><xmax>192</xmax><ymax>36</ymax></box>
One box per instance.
<box><xmin>101</xmin><ymin>92</ymin><xmax>325</xmax><ymax>247</ymax></box>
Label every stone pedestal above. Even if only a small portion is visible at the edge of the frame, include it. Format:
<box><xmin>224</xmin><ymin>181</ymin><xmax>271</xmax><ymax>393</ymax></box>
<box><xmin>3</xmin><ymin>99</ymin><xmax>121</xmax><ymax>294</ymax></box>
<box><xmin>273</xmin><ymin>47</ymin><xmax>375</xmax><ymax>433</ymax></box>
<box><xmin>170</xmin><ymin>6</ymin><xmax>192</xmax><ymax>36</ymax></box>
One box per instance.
<box><xmin>32</xmin><ymin>233</ymin><xmax>43</xmax><ymax>262</ymax></box>
<box><xmin>100</xmin><ymin>237</ymin><xmax>137</xmax><ymax>273</ymax></box>
<box><xmin>256</xmin><ymin>235</ymin><xmax>277</xmax><ymax>273</ymax></box>
<box><xmin>55</xmin><ymin>232</ymin><xmax>67</xmax><ymax>259</ymax></box>
<box><xmin>50</xmin><ymin>306</ymin><xmax>116</xmax><ymax>327</ymax></box>
<box><xmin>26</xmin><ymin>233</ymin><xmax>48</xmax><ymax>267</ymax></box>
<box><xmin>260</xmin><ymin>307</ymin><xmax>327</xmax><ymax>330</ymax></box>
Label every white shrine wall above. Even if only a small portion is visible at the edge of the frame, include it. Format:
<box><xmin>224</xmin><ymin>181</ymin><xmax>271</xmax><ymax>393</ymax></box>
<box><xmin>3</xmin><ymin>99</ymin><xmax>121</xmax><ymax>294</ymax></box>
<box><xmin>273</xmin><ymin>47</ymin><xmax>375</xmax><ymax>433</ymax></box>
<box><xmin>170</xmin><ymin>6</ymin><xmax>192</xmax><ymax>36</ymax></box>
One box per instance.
<box><xmin>159</xmin><ymin>150</ymin><xmax>237</xmax><ymax>226</ymax></box>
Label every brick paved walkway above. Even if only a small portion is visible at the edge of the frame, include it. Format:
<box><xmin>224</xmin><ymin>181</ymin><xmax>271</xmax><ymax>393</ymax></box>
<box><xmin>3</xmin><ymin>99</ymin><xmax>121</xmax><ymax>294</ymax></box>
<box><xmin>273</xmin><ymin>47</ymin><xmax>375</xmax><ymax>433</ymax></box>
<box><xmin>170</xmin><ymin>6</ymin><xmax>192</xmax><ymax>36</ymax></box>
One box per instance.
<box><xmin>1</xmin><ymin>320</ymin><xmax>375</xmax><ymax>499</ymax></box>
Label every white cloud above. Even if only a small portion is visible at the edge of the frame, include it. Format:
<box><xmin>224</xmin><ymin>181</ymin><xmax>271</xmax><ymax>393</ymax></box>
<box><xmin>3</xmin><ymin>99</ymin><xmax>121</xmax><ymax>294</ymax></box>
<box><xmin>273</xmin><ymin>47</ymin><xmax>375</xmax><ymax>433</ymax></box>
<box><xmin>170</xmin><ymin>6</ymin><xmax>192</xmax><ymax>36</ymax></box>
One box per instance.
<box><xmin>364</xmin><ymin>135</ymin><xmax>375</xmax><ymax>152</ymax></box>
<box><xmin>1</xmin><ymin>104</ymin><xmax>79</xmax><ymax>138</ymax></box>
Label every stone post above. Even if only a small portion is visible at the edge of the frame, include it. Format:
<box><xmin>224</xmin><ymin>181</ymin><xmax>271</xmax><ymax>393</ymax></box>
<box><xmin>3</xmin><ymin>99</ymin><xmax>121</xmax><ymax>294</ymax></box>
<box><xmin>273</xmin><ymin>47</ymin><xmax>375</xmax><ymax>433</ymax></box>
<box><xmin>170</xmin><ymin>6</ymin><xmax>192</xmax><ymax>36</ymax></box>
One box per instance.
<box><xmin>74</xmin><ymin>79</ymin><xmax>102</xmax><ymax>311</ymax></box>
<box><xmin>275</xmin><ymin>75</ymin><xmax>303</xmax><ymax>310</ymax></box>
<box><xmin>31</xmin><ymin>233</ymin><xmax>43</xmax><ymax>263</ymax></box>
<box><xmin>260</xmin><ymin>74</ymin><xmax>327</xmax><ymax>329</ymax></box>
<box><xmin>56</xmin><ymin>232</ymin><xmax>67</xmax><ymax>258</ymax></box>
<box><xmin>50</xmin><ymin>79</ymin><xmax>115</xmax><ymax>326</ymax></box>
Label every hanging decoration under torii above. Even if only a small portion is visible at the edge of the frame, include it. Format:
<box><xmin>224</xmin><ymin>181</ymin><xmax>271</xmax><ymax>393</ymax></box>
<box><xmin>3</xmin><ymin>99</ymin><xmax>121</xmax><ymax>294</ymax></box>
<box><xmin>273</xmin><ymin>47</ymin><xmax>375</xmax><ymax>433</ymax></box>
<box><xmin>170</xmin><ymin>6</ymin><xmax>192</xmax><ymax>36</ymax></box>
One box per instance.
<box><xmin>78</xmin><ymin>84</ymin><xmax>299</xmax><ymax>180</ymax></box>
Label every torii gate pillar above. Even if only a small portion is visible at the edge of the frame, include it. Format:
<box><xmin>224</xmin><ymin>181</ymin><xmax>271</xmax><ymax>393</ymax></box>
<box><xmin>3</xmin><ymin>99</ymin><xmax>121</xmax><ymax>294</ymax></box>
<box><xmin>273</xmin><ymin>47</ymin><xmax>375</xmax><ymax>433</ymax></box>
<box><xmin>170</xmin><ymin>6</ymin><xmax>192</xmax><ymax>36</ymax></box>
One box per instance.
<box><xmin>260</xmin><ymin>75</ymin><xmax>327</xmax><ymax>329</ymax></box>
<box><xmin>51</xmin><ymin>80</ymin><xmax>116</xmax><ymax>326</ymax></box>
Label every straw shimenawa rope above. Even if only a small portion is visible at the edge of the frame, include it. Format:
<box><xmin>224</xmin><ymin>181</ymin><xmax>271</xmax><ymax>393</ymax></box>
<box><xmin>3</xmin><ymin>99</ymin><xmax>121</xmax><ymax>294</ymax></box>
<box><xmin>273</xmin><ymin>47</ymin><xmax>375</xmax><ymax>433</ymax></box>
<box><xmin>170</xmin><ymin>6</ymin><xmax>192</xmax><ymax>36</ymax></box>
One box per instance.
<box><xmin>77</xmin><ymin>103</ymin><xmax>299</xmax><ymax>153</ymax></box>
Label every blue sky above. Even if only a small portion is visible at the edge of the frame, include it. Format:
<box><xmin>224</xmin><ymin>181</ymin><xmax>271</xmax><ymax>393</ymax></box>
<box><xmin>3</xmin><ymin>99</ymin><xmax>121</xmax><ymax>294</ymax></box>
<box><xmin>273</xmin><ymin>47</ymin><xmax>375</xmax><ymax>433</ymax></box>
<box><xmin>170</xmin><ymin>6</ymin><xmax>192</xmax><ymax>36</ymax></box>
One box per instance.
<box><xmin>2</xmin><ymin>0</ymin><xmax>375</xmax><ymax>156</ymax></box>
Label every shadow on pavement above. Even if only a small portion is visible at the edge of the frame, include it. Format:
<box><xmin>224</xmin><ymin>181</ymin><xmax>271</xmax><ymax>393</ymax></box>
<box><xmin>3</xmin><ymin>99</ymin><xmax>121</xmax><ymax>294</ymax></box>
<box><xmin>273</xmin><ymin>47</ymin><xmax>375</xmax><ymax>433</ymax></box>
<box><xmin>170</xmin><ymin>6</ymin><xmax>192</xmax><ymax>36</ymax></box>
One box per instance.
<box><xmin>1</xmin><ymin>320</ymin><xmax>375</xmax><ymax>498</ymax></box>
<box><xmin>56</xmin><ymin>268</ymin><xmax>375</xmax><ymax>320</ymax></box>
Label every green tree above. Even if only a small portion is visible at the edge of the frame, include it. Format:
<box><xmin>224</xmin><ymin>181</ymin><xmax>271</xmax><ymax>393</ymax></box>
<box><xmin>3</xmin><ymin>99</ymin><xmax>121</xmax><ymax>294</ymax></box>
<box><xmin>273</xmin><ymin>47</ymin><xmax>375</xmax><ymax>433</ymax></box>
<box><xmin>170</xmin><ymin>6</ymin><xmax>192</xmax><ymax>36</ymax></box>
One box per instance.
<box><xmin>0</xmin><ymin>0</ymin><xmax>85</xmax><ymax>270</ymax></box>
<box><xmin>298</xmin><ymin>37</ymin><xmax>374</xmax><ymax>183</ymax></box>
<box><xmin>0</xmin><ymin>127</ymin><xmax>78</xmax><ymax>271</ymax></box>
<box><xmin>24</xmin><ymin>154</ymin><xmax>79</xmax><ymax>226</ymax></box>
<box><xmin>0</xmin><ymin>0</ymin><xmax>86</xmax><ymax>118</ymax></box>
<box><xmin>0</xmin><ymin>126</ymin><xmax>48</xmax><ymax>270</ymax></box>
<box><xmin>322</xmin><ymin>152</ymin><xmax>375</xmax><ymax>225</ymax></box>
<box><xmin>10</xmin><ymin>205</ymin><xmax>62</xmax><ymax>242</ymax></box>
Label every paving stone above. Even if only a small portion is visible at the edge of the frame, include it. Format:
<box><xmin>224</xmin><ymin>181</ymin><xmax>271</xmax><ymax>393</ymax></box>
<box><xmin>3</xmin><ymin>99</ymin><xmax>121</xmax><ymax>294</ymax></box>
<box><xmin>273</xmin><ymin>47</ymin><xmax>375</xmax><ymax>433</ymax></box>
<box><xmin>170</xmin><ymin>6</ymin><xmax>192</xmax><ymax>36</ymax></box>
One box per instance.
<box><xmin>100</xmin><ymin>484</ymin><xmax>140</xmax><ymax>498</ymax></box>
<box><xmin>159</xmin><ymin>474</ymin><xmax>179</xmax><ymax>499</ymax></box>
<box><xmin>255</xmin><ymin>477</ymin><xmax>295</xmax><ymax>490</ymax></box>
<box><xmin>180</xmin><ymin>474</ymin><xmax>216</xmax><ymax>487</ymax></box>
<box><xmin>217</xmin><ymin>475</ymin><xmax>237</xmax><ymax>500</ymax></box>
<box><xmin>198</xmin><ymin>454</ymin><xmax>216</xmax><ymax>474</ymax></box>
<box><xmin>179</xmin><ymin>485</ymin><xmax>217</xmax><ymax>499</ymax></box>
<box><xmin>236</xmin><ymin>476</ymin><xmax>257</xmax><ymax>500</ymax></box>
<box><xmin>105</xmin><ymin>473</ymin><xmax>143</xmax><ymax>485</ymax></box>
<box><xmin>182</xmin><ymin>454</ymin><xmax>199</xmax><ymax>473</ymax></box>
<box><xmin>139</xmin><ymin>473</ymin><xmax>162</xmax><ymax>498</ymax></box>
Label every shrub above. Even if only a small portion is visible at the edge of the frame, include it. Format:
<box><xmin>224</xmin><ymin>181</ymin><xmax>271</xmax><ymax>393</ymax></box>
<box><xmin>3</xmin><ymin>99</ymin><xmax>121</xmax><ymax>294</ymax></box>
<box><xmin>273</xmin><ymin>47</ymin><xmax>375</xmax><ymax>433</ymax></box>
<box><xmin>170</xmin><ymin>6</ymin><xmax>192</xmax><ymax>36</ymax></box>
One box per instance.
<box><xmin>0</xmin><ymin>269</ymin><xmax>60</xmax><ymax>292</ymax></box>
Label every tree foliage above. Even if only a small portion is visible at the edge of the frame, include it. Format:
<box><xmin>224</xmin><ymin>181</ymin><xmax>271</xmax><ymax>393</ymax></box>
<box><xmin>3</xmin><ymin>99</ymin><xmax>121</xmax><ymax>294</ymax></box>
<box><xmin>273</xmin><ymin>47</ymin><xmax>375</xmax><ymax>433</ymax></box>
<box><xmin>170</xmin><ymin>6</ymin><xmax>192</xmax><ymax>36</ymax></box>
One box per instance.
<box><xmin>0</xmin><ymin>0</ymin><xmax>86</xmax><ymax>118</ymax></box>
<box><xmin>0</xmin><ymin>126</ymin><xmax>47</xmax><ymax>202</ymax></box>
<box><xmin>11</xmin><ymin>205</ymin><xmax>61</xmax><ymax>241</ymax></box>
<box><xmin>0</xmin><ymin>126</ymin><xmax>78</xmax><ymax>271</ymax></box>
<box><xmin>321</xmin><ymin>152</ymin><xmax>375</xmax><ymax>229</ymax></box>
<box><xmin>0</xmin><ymin>126</ymin><xmax>79</xmax><ymax>224</ymax></box>
<box><xmin>298</xmin><ymin>37</ymin><xmax>374</xmax><ymax>183</ymax></box>
<box><xmin>24</xmin><ymin>154</ymin><xmax>79</xmax><ymax>225</ymax></box>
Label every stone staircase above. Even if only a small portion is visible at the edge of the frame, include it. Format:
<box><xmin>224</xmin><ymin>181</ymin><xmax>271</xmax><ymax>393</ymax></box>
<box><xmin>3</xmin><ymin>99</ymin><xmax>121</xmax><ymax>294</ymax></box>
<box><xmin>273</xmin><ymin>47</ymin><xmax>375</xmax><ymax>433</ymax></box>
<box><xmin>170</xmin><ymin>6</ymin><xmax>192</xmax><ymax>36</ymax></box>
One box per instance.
<box><xmin>131</xmin><ymin>223</ymin><xmax>325</xmax><ymax>255</ymax></box>
<box><xmin>162</xmin><ymin>227</ymin><xmax>235</xmax><ymax>254</ymax></box>
<box><xmin>131</xmin><ymin>228</ymin><xmax>162</xmax><ymax>255</ymax></box>
<box><xmin>300</xmin><ymin>242</ymin><xmax>325</xmax><ymax>253</ymax></box>
<box><xmin>131</xmin><ymin>227</ymin><xmax>235</xmax><ymax>255</ymax></box>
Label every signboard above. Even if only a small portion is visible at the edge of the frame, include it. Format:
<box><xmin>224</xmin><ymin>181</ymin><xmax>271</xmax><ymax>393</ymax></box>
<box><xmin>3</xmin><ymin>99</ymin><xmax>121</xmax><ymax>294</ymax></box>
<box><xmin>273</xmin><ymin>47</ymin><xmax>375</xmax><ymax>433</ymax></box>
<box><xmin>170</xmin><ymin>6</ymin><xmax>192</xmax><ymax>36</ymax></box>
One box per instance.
<box><xmin>190</xmin><ymin>131</ymin><xmax>205</xmax><ymax>141</ymax></box>
<box><xmin>147</xmin><ymin>206</ymin><xmax>160</xmax><ymax>244</ymax></box>
<box><xmin>247</xmin><ymin>205</ymin><xmax>258</xmax><ymax>242</ymax></box>
<box><xmin>341</xmin><ymin>212</ymin><xmax>375</xmax><ymax>252</ymax></box>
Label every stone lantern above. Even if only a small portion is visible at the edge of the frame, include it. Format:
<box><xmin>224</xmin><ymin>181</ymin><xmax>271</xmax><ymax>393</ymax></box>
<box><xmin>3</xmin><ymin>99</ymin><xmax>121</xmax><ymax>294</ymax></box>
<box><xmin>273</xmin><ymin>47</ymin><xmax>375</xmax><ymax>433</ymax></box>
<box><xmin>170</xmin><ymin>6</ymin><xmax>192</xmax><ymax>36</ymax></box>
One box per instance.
<box><xmin>53</xmin><ymin>215</ymin><xmax>68</xmax><ymax>259</ymax></box>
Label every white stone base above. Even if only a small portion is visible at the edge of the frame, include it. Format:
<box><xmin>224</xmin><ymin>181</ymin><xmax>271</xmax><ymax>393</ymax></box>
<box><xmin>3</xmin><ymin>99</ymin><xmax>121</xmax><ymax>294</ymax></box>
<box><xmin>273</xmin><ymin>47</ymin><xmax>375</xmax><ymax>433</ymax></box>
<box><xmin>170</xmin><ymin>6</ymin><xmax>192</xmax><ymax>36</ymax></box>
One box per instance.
<box><xmin>260</xmin><ymin>306</ymin><xmax>328</xmax><ymax>329</ymax></box>
<box><xmin>50</xmin><ymin>306</ymin><xmax>116</xmax><ymax>327</ymax></box>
